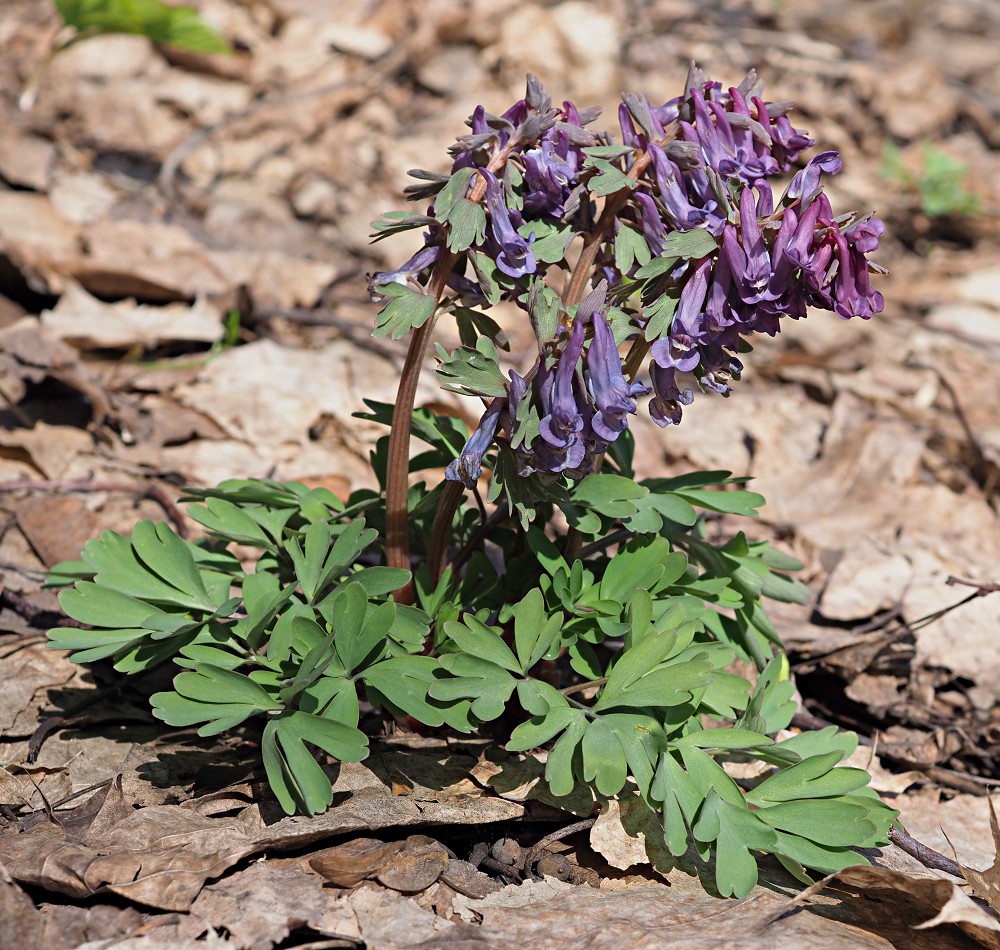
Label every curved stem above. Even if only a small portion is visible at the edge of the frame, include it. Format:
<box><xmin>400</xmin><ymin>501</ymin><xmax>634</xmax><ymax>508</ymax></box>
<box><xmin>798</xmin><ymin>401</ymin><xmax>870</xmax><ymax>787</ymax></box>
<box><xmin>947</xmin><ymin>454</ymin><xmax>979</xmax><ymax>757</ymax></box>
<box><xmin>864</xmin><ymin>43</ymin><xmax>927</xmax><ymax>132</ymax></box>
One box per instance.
<box><xmin>426</xmin><ymin>479</ymin><xmax>465</xmax><ymax>585</ymax></box>
<box><xmin>384</xmin><ymin>254</ymin><xmax>456</xmax><ymax>603</ymax></box>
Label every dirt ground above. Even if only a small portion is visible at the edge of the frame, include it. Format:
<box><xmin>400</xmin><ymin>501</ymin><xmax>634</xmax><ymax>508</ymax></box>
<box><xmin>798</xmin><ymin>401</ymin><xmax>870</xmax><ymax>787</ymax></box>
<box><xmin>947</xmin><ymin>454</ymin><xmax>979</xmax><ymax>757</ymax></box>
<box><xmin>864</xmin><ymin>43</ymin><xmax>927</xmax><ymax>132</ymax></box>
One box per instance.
<box><xmin>1</xmin><ymin>1</ymin><xmax>999</xmax><ymax>947</ymax></box>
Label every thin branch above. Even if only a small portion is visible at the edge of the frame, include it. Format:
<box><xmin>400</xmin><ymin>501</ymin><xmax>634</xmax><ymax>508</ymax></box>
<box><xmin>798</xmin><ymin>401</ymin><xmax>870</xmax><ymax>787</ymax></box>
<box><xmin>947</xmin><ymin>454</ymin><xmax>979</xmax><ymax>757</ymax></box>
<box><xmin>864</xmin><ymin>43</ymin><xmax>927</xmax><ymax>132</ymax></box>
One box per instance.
<box><xmin>888</xmin><ymin>825</ymin><xmax>965</xmax><ymax>879</ymax></box>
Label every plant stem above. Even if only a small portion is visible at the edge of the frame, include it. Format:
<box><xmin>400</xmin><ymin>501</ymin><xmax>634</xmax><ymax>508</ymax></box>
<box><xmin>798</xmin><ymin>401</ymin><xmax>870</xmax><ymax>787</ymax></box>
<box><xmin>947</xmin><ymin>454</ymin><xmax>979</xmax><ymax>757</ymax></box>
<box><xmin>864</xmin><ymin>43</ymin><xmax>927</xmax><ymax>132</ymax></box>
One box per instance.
<box><xmin>426</xmin><ymin>480</ymin><xmax>465</xmax><ymax>584</ymax></box>
<box><xmin>560</xmin><ymin>676</ymin><xmax>608</xmax><ymax>697</ymax></box>
<box><xmin>384</xmin><ymin>255</ymin><xmax>456</xmax><ymax>602</ymax></box>
<box><xmin>384</xmin><ymin>144</ymin><xmax>523</xmax><ymax>601</ymax></box>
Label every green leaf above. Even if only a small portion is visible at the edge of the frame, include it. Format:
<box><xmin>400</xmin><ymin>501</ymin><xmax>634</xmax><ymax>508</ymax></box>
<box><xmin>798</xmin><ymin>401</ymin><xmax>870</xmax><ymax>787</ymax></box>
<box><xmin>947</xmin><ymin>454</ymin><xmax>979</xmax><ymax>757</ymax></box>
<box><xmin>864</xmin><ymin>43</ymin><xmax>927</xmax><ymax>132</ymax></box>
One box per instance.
<box><xmin>56</xmin><ymin>0</ymin><xmax>231</xmax><ymax>53</ymax></box>
<box><xmin>442</xmin><ymin>614</ymin><xmax>520</xmax><ymax>673</ymax></box>
<box><xmin>519</xmin><ymin>220</ymin><xmax>573</xmax><ymax>265</ymax></box>
<box><xmin>512</xmin><ymin>588</ymin><xmax>562</xmax><ymax>672</ymax></box>
<box><xmin>432</xmin><ymin>653</ymin><xmax>517</xmax><ymax>720</ymax></box>
<box><xmin>773</xmin><ymin>834</ymin><xmax>872</xmax><ymax>877</ymax></box>
<box><xmin>369</xmin><ymin>211</ymin><xmax>436</xmax><ymax>242</ymax></box>
<box><xmin>262</xmin><ymin>711</ymin><xmax>368</xmax><ymax>814</ymax></box>
<box><xmin>47</xmin><ymin>625</ymin><xmax>150</xmax><ymax>663</ymax></box>
<box><xmin>335</xmin><ymin>590</ymin><xmax>394</xmax><ymax>673</ymax></box>
<box><xmin>545</xmin><ymin>715</ymin><xmax>587</xmax><ymax>797</ymax></box>
<box><xmin>372</xmin><ymin>283</ymin><xmax>437</xmax><ymax>340</ymax></box>
<box><xmin>446</xmin><ymin>199</ymin><xmax>487</xmax><ymax>253</ymax></box>
<box><xmin>82</xmin><ymin>523</ymin><xmax>220</xmax><ymax>612</ymax></box>
<box><xmin>435</xmin><ymin>336</ymin><xmax>508</xmax><ymax>398</ymax></box>
<box><xmin>746</xmin><ymin>753</ymin><xmax>871</xmax><ymax>804</ymax></box>
<box><xmin>581</xmin><ymin>717</ymin><xmax>629</xmax><ymax>796</ymax></box>
<box><xmin>661</xmin><ymin>229</ymin><xmax>718</xmax><ymax>261</ymax></box>
<box><xmin>507</xmin><ymin>704</ymin><xmax>581</xmax><ymax>752</ymax></box>
<box><xmin>674</xmin><ymin>728</ymin><xmax>773</xmax><ymax>752</ymax></box>
<box><xmin>586</xmin><ymin>157</ymin><xmax>636</xmax><ymax>197</ymax></box>
<box><xmin>59</xmin><ymin>583</ymin><xmax>163</xmax><ymax>629</ymax></box>
<box><xmin>754</xmin><ymin>799</ymin><xmax>877</xmax><ymax>847</ymax></box>
<box><xmin>187</xmin><ymin>497</ymin><xmax>277</xmax><ymax>549</ymax></box>
<box><xmin>570</xmin><ymin>474</ymin><xmax>648</xmax><ymax>519</ymax></box>
<box><xmin>362</xmin><ymin>656</ymin><xmax>474</xmax><ymax>731</ymax></box>
<box><xmin>614</xmin><ymin>223</ymin><xmax>652</xmax><ymax>273</ymax></box>
<box><xmin>514</xmin><ymin>678</ymin><xmax>568</xmax><ymax>716</ymax></box>
<box><xmin>433</xmin><ymin>166</ymin><xmax>475</xmax><ymax>221</ymax></box>
<box><xmin>651</xmin><ymin>752</ymin><xmax>705</xmax><ymax>856</ymax></box>
<box><xmin>595</xmin><ymin>634</ymin><xmax>715</xmax><ymax>712</ymax></box>
<box><xmin>695</xmin><ymin>792</ymin><xmax>777</xmax><ymax>898</ymax></box>
<box><xmin>600</xmin><ymin>538</ymin><xmax>685</xmax><ymax>604</ymax></box>
<box><xmin>151</xmin><ymin>664</ymin><xmax>282</xmax><ymax>736</ymax></box>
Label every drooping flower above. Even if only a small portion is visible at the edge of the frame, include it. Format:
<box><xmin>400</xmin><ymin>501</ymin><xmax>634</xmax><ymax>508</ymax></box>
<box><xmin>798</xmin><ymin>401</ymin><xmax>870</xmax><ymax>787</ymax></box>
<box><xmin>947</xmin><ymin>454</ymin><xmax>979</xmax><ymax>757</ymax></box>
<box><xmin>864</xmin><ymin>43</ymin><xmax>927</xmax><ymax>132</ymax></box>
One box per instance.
<box><xmin>446</xmin><ymin>397</ymin><xmax>504</xmax><ymax>488</ymax></box>
<box><xmin>649</xmin><ymin>363</ymin><xmax>694</xmax><ymax>427</ymax></box>
<box><xmin>367</xmin><ymin>245</ymin><xmax>440</xmax><ymax>299</ymax></box>
<box><xmin>480</xmin><ymin>169</ymin><xmax>537</xmax><ymax>279</ymax></box>
<box><xmin>588</xmin><ymin>309</ymin><xmax>649</xmax><ymax>441</ymax></box>
<box><xmin>536</xmin><ymin>318</ymin><xmax>588</xmax><ymax>472</ymax></box>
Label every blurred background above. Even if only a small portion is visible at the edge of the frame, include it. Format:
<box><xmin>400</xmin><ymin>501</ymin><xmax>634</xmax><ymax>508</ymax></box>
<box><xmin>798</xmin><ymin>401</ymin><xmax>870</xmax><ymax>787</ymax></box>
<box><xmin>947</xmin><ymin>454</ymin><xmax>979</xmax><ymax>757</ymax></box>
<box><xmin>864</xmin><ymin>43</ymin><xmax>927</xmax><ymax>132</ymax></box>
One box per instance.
<box><xmin>0</xmin><ymin>0</ymin><xmax>998</xmax><ymax>782</ymax></box>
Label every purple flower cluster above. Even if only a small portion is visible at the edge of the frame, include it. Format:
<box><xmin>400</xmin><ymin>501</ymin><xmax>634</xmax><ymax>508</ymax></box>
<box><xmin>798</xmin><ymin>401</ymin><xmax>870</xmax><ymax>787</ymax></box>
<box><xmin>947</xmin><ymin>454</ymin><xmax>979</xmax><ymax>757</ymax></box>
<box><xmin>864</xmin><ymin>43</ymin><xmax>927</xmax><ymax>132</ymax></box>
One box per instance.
<box><xmin>369</xmin><ymin>69</ymin><xmax>887</xmax><ymax>486</ymax></box>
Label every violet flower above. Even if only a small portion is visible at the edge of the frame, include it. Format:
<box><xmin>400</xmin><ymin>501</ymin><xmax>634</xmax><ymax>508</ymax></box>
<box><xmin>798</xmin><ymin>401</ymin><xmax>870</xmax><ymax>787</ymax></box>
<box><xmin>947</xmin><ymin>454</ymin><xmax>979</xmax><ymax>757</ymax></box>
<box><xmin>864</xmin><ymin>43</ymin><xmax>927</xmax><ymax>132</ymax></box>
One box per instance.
<box><xmin>537</xmin><ymin>319</ymin><xmax>588</xmax><ymax>472</ymax></box>
<box><xmin>480</xmin><ymin>169</ymin><xmax>537</xmax><ymax>279</ymax></box>
<box><xmin>446</xmin><ymin>397</ymin><xmax>504</xmax><ymax>488</ymax></box>
<box><xmin>649</xmin><ymin>363</ymin><xmax>694</xmax><ymax>427</ymax></box>
<box><xmin>588</xmin><ymin>310</ymin><xmax>648</xmax><ymax>441</ymax></box>
<box><xmin>650</xmin><ymin>258</ymin><xmax>712</xmax><ymax>373</ymax></box>
<box><xmin>367</xmin><ymin>245</ymin><xmax>440</xmax><ymax>299</ymax></box>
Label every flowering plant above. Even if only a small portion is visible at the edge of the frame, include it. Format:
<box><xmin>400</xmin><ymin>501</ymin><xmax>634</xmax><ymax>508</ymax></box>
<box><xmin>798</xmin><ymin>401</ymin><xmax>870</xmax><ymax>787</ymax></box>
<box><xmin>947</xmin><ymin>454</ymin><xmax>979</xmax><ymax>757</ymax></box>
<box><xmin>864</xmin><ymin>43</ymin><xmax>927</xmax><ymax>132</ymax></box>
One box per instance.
<box><xmin>48</xmin><ymin>67</ymin><xmax>896</xmax><ymax>898</ymax></box>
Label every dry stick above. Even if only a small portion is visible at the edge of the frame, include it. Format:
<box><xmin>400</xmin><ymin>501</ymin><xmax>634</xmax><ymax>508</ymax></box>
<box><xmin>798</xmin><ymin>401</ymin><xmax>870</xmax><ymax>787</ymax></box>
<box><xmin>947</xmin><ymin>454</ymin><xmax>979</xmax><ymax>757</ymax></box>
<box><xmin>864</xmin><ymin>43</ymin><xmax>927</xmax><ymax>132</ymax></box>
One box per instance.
<box><xmin>0</xmin><ymin>479</ymin><xmax>189</xmax><ymax>538</ymax></box>
<box><xmin>523</xmin><ymin>817</ymin><xmax>596</xmax><ymax>877</ymax></box>
<box><xmin>888</xmin><ymin>825</ymin><xmax>966</xmax><ymax>879</ymax></box>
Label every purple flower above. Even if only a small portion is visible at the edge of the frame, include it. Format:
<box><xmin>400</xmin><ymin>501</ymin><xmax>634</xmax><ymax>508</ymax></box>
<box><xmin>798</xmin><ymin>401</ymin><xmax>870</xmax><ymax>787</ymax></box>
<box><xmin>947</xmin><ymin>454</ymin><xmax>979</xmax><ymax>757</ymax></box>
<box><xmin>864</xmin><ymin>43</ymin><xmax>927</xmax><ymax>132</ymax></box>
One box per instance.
<box><xmin>649</xmin><ymin>144</ymin><xmax>714</xmax><ymax>231</ymax></box>
<box><xmin>785</xmin><ymin>150</ymin><xmax>842</xmax><ymax>205</ymax></box>
<box><xmin>830</xmin><ymin>231</ymin><xmax>884</xmax><ymax>319</ymax></box>
<box><xmin>537</xmin><ymin>319</ymin><xmax>588</xmax><ymax>471</ymax></box>
<box><xmin>480</xmin><ymin>169</ymin><xmax>537</xmax><ymax>279</ymax></box>
<box><xmin>446</xmin><ymin>397</ymin><xmax>504</xmax><ymax>488</ymax></box>
<box><xmin>649</xmin><ymin>363</ymin><xmax>694</xmax><ymax>427</ymax></box>
<box><xmin>843</xmin><ymin>214</ymin><xmax>885</xmax><ymax>255</ymax></box>
<box><xmin>732</xmin><ymin>185</ymin><xmax>773</xmax><ymax>304</ymax></box>
<box><xmin>635</xmin><ymin>191</ymin><xmax>667</xmax><ymax>256</ymax></box>
<box><xmin>588</xmin><ymin>310</ymin><xmax>648</xmax><ymax>441</ymax></box>
<box><xmin>367</xmin><ymin>245</ymin><xmax>440</xmax><ymax>299</ymax></box>
<box><xmin>699</xmin><ymin>346</ymin><xmax>743</xmax><ymax>396</ymax></box>
<box><xmin>523</xmin><ymin>134</ymin><xmax>578</xmax><ymax>218</ymax></box>
<box><xmin>650</xmin><ymin>258</ymin><xmax>712</xmax><ymax>373</ymax></box>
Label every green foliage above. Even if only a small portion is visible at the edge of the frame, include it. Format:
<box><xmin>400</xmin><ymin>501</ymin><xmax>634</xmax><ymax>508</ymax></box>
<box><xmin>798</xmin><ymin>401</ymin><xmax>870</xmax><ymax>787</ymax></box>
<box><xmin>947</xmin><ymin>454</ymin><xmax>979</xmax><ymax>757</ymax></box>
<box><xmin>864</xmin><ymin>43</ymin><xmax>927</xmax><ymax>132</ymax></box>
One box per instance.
<box><xmin>881</xmin><ymin>141</ymin><xmax>979</xmax><ymax>219</ymax></box>
<box><xmin>48</xmin><ymin>467</ymin><xmax>896</xmax><ymax>894</ymax></box>
<box><xmin>54</xmin><ymin>0</ymin><xmax>231</xmax><ymax>53</ymax></box>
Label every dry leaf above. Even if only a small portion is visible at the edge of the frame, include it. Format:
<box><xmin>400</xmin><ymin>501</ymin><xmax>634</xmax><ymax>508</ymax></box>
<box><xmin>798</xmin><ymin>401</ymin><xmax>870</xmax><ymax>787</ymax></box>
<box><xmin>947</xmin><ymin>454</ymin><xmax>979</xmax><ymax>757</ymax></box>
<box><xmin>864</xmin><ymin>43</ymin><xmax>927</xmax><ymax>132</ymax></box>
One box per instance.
<box><xmin>958</xmin><ymin>799</ymin><xmax>1000</xmax><ymax>913</ymax></box>
<box><xmin>310</xmin><ymin>838</ymin><xmax>407</xmax><ymax>887</ymax></box>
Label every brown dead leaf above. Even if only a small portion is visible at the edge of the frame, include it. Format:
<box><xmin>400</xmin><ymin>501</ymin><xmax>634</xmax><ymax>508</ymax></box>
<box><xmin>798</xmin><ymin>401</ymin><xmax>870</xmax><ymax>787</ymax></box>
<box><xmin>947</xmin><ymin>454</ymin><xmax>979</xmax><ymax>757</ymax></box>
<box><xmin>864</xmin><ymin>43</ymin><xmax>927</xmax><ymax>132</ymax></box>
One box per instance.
<box><xmin>0</xmin><ymin>317</ymin><xmax>114</xmax><ymax>430</ymax></box>
<box><xmin>956</xmin><ymin>799</ymin><xmax>1000</xmax><ymax>914</ymax></box>
<box><xmin>588</xmin><ymin>795</ymin><xmax>673</xmax><ymax>878</ymax></box>
<box><xmin>40</xmin><ymin>282</ymin><xmax>223</xmax><ymax>351</ymax></box>
<box><xmin>0</xmin><ymin>642</ymin><xmax>76</xmax><ymax>733</ymax></box>
<box><xmin>185</xmin><ymin>862</ymin><xmax>332</xmax><ymax>950</ymax></box>
<box><xmin>804</xmin><ymin>865</ymin><xmax>1000</xmax><ymax>950</ymax></box>
<box><xmin>373</xmin><ymin>836</ymin><xmax>450</xmax><ymax>893</ymax></box>
<box><xmin>15</xmin><ymin>493</ymin><xmax>100</xmax><ymax>567</ymax></box>
<box><xmin>310</xmin><ymin>838</ymin><xmax>407</xmax><ymax>887</ymax></box>
<box><xmin>0</xmin><ymin>778</ymin><xmax>259</xmax><ymax>912</ymax></box>
<box><xmin>0</xmin><ymin>864</ymin><xmax>43</xmax><ymax>950</ymax></box>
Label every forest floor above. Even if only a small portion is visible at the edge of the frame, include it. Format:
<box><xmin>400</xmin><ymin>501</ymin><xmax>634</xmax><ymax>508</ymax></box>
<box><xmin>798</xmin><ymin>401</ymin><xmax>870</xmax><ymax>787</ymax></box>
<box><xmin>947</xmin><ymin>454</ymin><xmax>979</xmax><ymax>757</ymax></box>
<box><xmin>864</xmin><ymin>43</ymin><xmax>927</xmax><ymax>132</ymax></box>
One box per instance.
<box><xmin>1</xmin><ymin>0</ymin><xmax>999</xmax><ymax>947</ymax></box>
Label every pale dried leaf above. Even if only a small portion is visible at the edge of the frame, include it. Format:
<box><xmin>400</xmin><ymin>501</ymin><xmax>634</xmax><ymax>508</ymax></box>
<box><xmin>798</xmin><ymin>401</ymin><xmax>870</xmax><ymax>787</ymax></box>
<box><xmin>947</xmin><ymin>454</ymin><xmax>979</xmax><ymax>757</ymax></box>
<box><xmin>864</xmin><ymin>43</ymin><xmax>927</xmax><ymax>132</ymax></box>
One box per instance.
<box><xmin>41</xmin><ymin>283</ymin><xmax>223</xmax><ymax>350</ymax></box>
